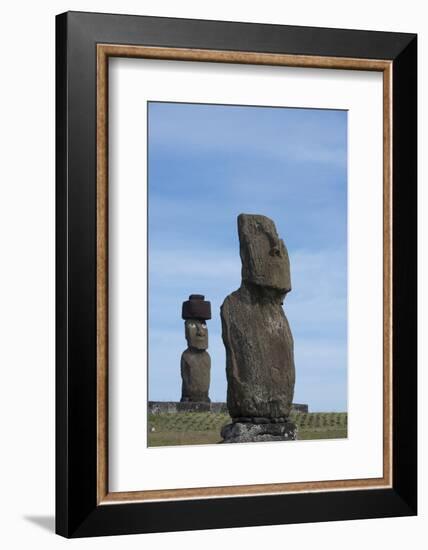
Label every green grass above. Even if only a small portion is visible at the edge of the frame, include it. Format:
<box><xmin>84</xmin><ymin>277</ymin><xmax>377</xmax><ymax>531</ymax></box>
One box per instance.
<box><xmin>147</xmin><ymin>412</ymin><xmax>347</xmax><ymax>446</ymax></box>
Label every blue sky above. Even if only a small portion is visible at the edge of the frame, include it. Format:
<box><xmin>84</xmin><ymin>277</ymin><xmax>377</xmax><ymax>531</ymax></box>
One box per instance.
<box><xmin>148</xmin><ymin>102</ymin><xmax>347</xmax><ymax>412</ymax></box>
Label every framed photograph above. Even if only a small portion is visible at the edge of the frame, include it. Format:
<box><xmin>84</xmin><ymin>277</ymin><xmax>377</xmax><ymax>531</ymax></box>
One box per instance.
<box><xmin>56</xmin><ymin>11</ymin><xmax>417</xmax><ymax>537</ymax></box>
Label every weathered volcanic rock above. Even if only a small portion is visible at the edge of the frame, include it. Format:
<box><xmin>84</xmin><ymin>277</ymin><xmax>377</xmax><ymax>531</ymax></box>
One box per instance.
<box><xmin>220</xmin><ymin>214</ymin><xmax>296</xmax><ymax>439</ymax></box>
<box><xmin>238</xmin><ymin>213</ymin><xmax>291</xmax><ymax>292</ymax></box>
<box><xmin>180</xmin><ymin>349</ymin><xmax>211</xmax><ymax>403</ymax></box>
<box><xmin>180</xmin><ymin>295</ymin><xmax>212</xmax><ymax>403</ymax></box>
<box><xmin>221</xmin><ymin>421</ymin><xmax>297</xmax><ymax>443</ymax></box>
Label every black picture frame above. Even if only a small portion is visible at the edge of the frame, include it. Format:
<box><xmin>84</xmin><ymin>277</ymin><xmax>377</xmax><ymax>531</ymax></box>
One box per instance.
<box><xmin>56</xmin><ymin>11</ymin><xmax>417</xmax><ymax>538</ymax></box>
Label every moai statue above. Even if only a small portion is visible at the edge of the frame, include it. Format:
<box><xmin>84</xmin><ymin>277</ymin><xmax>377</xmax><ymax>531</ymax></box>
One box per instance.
<box><xmin>180</xmin><ymin>295</ymin><xmax>211</xmax><ymax>403</ymax></box>
<box><xmin>220</xmin><ymin>214</ymin><xmax>297</xmax><ymax>443</ymax></box>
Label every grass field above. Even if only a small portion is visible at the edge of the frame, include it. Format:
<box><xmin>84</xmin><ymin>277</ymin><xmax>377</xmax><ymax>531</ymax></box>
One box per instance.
<box><xmin>148</xmin><ymin>412</ymin><xmax>347</xmax><ymax>447</ymax></box>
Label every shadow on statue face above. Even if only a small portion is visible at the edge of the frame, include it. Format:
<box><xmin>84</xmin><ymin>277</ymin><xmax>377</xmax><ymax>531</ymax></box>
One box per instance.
<box><xmin>238</xmin><ymin>214</ymin><xmax>291</xmax><ymax>293</ymax></box>
<box><xmin>185</xmin><ymin>319</ymin><xmax>208</xmax><ymax>350</ymax></box>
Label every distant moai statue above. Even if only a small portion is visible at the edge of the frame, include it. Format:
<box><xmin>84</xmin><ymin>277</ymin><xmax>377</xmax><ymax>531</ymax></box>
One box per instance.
<box><xmin>220</xmin><ymin>214</ymin><xmax>297</xmax><ymax>443</ymax></box>
<box><xmin>180</xmin><ymin>295</ymin><xmax>211</xmax><ymax>403</ymax></box>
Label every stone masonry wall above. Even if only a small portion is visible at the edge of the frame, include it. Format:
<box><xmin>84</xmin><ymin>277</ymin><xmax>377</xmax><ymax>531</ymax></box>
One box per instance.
<box><xmin>148</xmin><ymin>401</ymin><xmax>308</xmax><ymax>414</ymax></box>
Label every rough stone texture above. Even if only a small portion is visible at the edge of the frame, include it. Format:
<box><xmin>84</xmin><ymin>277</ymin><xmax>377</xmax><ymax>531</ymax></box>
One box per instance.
<box><xmin>148</xmin><ymin>402</ymin><xmax>307</xmax><ymax>415</ymax></box>
<box><xmin>149</xmin><ymin>401</ymin><xmax>228</xmax><ymax>414</ymax></box>
<box><xmin>220</xmin><ymin>421</ymin><xmax>297</xmax><ymax>443</ymax></box>
<box><xmin>290</xmin><ymin>403</ymin><xmax>308</xmax><ymax>414</ymax></box>
<box><xmin>182</xmin><ymin>294</ymin><xmax>211</xmax><ymax>320</ymax></box>
<box><xmin>180</xmin><ymin>313</ymin><xmax>211</xmax><ymax>402</ymax></box>
<box><xmin>180</xmin><ymin>348</ymin><xmax>211</xmax><ymax>403</ymax></box>
<box><xmin>238</xmin><ymin>213</ymin><xmax>291</xmax><ymax>292</ymax></box>
<box><xmin>221</xmin><ymin>214</ymin><xmax>296</xmax><ymax>441</ymax></box>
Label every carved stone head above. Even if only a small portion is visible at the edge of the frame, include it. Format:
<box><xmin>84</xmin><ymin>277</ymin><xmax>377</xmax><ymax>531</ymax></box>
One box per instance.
<box><xmin>185</xmin><ymin>319</ymin><xmax>208</xmax><ymax>351</ymax></box>
<box><xmin>238</xmin><ymin>213</ymin><xmax>291</xmax><ymax>293</ymax></box>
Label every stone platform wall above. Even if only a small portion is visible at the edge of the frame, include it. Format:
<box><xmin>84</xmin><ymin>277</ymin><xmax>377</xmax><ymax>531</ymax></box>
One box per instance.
<box><xmin>148</xmin><ymin>401</ymin><xmax>308</xmax><ymax>414</ymax></box>
<box><xmin>290</xmin><ymin>403</ymin><xmax>308</xmax><ymax>413</ymax></box>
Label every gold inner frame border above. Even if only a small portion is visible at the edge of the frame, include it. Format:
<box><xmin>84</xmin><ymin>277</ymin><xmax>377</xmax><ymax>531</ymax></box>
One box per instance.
<box><xmin>96</xmin><ymin>44</ymin><xmax>393</xmax><ymax>505</ymax></box>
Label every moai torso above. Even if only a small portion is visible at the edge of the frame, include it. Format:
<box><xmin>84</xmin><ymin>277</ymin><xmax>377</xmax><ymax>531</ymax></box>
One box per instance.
<box><xmin>221</xmin><ymin>214</ymin><xmax>295</xmax><ymax>420</ymax></box>
<box><xmin>181</xmin><ymin>347</ymin><xmax>211</xmax><ymax>403</ymax></box>
<box><xmin>180</xmin><ymin>295</ymin><xmax>211</xmax><ymax>403</ymax></box>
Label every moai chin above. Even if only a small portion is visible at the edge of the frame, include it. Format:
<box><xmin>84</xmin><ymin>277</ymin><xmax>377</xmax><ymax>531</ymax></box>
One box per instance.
<box><xmin>180</xmin><ymin>295</ymin><xmax>211</xmax><ymax>403</ymax></box>
<box><xmin>220</xmin><ymin>214</ymin><xmax>297</xmax><ymax>443</ymax></box>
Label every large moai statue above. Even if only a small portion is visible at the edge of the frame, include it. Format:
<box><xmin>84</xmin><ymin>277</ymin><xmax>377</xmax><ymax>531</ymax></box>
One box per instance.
<box><xmin>220</xmin><ymin>214</ymin><xmax>297</xmax><ymax>443</ymax></box>
<box><xmin>180</xmin><ymin>295</ymin><xmax>211</xmax><ymax>403</ymax></box>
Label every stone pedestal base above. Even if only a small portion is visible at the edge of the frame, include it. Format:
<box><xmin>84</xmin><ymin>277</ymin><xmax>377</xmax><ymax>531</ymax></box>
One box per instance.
<box><xmin>221</xmin><ymin>420</ymin><xmax>297</xmax><ymax>443</ymax></box>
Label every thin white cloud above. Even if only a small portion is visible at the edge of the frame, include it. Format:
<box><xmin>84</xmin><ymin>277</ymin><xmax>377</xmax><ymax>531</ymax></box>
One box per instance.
<box><xmin>150</xmin><ymin>248</ymin><xmax>241</xmax><ymax>281</ymax></box>
<box><xmin>149</xmin><ymin>104</ymin><xmax>347</xmax><ymax>167</ymax></box>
